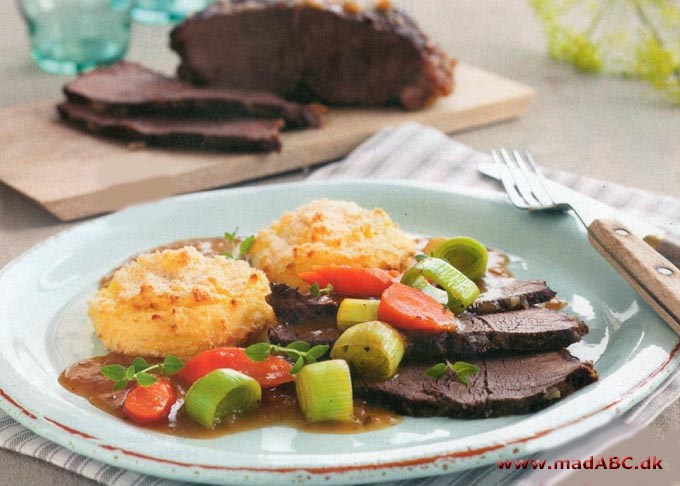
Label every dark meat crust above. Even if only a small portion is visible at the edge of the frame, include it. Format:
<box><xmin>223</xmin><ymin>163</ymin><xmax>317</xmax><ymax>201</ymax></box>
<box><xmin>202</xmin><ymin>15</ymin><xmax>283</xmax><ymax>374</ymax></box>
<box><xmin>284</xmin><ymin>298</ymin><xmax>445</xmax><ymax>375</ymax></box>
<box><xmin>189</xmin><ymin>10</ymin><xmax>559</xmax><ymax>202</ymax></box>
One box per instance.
<box><xmin>63</xmin><ymin>62</ymin><xmax>325</xmax><ymax>129</ymax></box>
<box><xmin>354</xmin><ymin>350</ymin><xmax>599</xmax><ymax>418</ymax></box>
<box><xmin>57</xmin><ymin>101</ymin><xmax>283</xmax><ymax>153</ymax></box>
<box><xmin>170</xmin><ymin>0</ymin><xmax>455</xmax><ymax>109</ymax></box>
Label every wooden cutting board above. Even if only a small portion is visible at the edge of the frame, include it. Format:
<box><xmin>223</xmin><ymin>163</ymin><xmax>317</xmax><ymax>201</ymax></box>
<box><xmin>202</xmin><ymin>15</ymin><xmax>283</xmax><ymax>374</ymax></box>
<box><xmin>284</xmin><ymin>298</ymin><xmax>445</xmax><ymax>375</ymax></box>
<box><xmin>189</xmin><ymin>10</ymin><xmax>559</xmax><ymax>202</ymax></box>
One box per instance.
<box><xmin>0</xmin><ymin>63</ymin><xmax>534</xmax><ymax>221</ymax></box>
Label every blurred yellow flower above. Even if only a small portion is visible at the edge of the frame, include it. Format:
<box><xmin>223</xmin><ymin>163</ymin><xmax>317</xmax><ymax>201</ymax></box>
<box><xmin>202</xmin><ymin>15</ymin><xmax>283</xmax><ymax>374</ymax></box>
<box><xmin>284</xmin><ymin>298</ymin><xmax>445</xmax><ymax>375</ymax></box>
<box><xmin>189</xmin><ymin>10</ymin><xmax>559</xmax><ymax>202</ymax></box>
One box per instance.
<box><xmin>530</xmin><ymin>0</ymin><xmax>680</xmax><ymax>104</ymax></box>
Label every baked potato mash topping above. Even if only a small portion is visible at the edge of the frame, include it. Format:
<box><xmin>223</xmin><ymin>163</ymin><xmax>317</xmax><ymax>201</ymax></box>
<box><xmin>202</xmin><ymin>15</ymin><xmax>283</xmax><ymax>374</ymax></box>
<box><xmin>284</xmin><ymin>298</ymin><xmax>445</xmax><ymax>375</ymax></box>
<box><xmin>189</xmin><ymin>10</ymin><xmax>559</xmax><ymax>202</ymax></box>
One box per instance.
<box><xmin>89</xmin><ymin>246</ymin><xmax>275</xmax><ymax>357</ymax></box>
<box><xmin>250</xmin><ymin>199</ymin><xmax>416</xmax><ymax>289</ymax></box>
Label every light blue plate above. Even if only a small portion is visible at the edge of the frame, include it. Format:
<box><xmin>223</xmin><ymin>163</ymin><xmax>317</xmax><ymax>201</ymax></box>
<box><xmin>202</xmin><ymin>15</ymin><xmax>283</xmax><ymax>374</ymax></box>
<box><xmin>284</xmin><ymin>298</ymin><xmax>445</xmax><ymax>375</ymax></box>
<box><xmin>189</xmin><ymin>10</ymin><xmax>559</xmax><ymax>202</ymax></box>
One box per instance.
<box><xmin>0</xmin><ymin>180</ymin><xmax>678</xmax><ymax>485</ymax></box>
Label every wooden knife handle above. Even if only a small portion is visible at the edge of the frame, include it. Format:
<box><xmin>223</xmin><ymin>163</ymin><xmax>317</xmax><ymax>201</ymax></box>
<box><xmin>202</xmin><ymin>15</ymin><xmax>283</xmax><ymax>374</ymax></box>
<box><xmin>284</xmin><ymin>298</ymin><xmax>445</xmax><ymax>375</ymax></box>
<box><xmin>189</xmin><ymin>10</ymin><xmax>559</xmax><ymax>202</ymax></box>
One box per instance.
<box><xmin>644</xmin><ymin>234</ymin><xmax>680</xmax><ymax>270</ymax></box>
<box><xmin>588</xmin><ymin>219</ymin><xmax>680</xmax><ymax>336</ymax></box>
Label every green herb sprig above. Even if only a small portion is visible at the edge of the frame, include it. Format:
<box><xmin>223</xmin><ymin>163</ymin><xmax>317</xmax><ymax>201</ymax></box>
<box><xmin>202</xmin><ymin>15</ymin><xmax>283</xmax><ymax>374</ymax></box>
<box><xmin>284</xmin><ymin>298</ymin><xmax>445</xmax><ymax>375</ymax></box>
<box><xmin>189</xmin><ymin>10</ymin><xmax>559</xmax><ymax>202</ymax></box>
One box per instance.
<box><xmin>309</xmin><ymin>282</ymin><xmax>334</xmax><ymax>298</ymax></box>
<box><xmin>246</xmin><ymin>341</ymin><xmax>330</xmax><ymax>374</ymax></box>
<box><xmin>223</xmin><ymin>228</ymin><xmax>256</xmax><ymax>259</ymax></box>
<box><xmin>224</xmin><ymin>227</ymin><xmax>239</xmax><ymax>243</ymax></box>
<box><xmin>237</xmin><ymin>235</ymin><xmax>255</xmax><ymax>258</ymax></box>
<box><xmin>101</xmin><ymin>355</ymin><xmax>185</xmax><ymax>391</ymax></box>
<box><xmin>425</xmin><ymin>359</ymin><xmax>480</xmax><ymax>385</ymax></box>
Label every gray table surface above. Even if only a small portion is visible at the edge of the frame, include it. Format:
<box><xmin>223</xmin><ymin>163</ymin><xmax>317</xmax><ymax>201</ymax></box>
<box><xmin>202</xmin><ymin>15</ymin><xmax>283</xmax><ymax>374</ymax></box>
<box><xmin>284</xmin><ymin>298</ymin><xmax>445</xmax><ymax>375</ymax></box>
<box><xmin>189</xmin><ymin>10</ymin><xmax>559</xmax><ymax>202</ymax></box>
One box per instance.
<box><xmin>1</xmin><ymin>1</ymin><xmax>679</xmax><ymax>485</ymax></box>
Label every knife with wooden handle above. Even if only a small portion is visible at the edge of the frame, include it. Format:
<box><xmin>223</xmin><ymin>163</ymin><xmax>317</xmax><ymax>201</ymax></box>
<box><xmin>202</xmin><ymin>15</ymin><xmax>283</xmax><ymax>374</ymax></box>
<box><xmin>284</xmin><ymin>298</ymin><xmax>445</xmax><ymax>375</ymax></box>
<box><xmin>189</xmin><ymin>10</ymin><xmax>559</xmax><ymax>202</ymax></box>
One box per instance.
<box><xmin>478</xmin><ymin>161</ymin><xmax>680</xmax><ymax>269</ymax></box>
<box><xmin>589</xmin><ymin>220</ymin><xmax>680</xmax><ymax>335</ymax></box>
<box><xmin>642</xmin><ymin>234</ymin><xmax>680</xmax><ymax>270</ymax></box>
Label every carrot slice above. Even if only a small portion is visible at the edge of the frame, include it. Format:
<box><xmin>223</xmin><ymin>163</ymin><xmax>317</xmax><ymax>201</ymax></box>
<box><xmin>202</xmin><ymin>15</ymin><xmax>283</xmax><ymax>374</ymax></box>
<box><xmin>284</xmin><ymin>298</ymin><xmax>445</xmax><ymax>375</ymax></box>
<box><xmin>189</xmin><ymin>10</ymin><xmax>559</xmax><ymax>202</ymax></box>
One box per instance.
<box><xmin>299</xmin><ymin>266</ymin><xmax>395</xmax><ymax>297</ymax></box>
<box><xmin>177</xmin><ymin>347</ymin><xmax>294</xmax><ymax>388</ymax></box>
<box><xmin>378</xmin><ymin>283</ymin><xmax>457</xmax><ymax>333</ymax></box>
<box><xmin>123</xmin><ymin>378</ymin><xmax>176</xmax><ymax>424</ymax></box>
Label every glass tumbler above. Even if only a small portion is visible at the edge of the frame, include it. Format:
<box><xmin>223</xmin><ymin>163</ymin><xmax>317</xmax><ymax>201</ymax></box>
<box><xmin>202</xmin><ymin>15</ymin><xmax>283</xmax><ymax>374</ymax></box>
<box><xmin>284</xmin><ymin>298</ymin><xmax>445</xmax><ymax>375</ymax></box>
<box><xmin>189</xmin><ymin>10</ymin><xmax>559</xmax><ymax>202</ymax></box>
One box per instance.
<box><xmin>18</xmin><ymin>0</ymin><xmax>134</xmax><ymax>75</ymax></box>
<box><xmin>132</xmin><ymin>0</ymin><xmax>215</xmax><ymax>25</ymax></box>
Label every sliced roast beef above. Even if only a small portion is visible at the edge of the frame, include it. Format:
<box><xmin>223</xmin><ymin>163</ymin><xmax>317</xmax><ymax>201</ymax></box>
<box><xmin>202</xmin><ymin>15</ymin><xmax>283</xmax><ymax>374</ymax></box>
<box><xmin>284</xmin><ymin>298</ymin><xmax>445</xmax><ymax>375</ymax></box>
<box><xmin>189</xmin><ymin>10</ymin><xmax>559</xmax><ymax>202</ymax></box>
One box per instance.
<box><xmin>266</xmin><ymin>282</ymin><xmax>584</xmax><ymax>358</ymax></box>
<box><xmin>269</xmin><ymin>306</ymin><xmax>588</xmax><ymax>359</ymax></box>
<box><xmin>63</xmin><ymin>62</ymin><xmax>324</xmax><ymax>128</ymax></box>
<box><xmin>266</xmin><ymin>283</ymin><xmax>339</xmax><ymax>324</ymax></box>
<box><xmin>266</xmin><ymin>283</ymin><xmax>341</xmax><ymax>346</ymax></box>
<box><xmin>170</xmin><ymin>0</ymin><xmax>455</xmax><ymax>109</ymax></box>
<box><xmin>471</xmin><ymin>277</ymin><xmax>556</xmax><ymax>314</ymax></box>
<box><xmin>267</xmin><ymin>276</ymin><xmax>556</xmax><ymax>322</ymax></box>
<box><xmin>354</xmin><ymin>350</ymin><xmax>598</xmax><ymax>418</ymax></box>
<box><xmin>268</xmin><ymin>316</ymin><xmax>340</xmax><ymax>347</ymax></box>
<box><xmin>403</xmin><ymin>307</ymin><xmax>588</xmax><ymax>360</ymax></box>
<box><xmin>57</xmin><ymin>102</ymin><xmax>283</xmax><ymax>152</ymax></box>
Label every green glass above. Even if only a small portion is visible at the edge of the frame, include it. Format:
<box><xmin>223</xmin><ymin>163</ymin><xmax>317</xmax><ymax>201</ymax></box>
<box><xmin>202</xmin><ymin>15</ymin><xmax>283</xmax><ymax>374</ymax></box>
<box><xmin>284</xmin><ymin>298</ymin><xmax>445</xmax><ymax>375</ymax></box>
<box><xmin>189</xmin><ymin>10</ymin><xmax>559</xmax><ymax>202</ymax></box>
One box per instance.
<box><xmin>18</xmin><ymin>0</ymin><xmax>134</xmax><ymax>75</ymax></box>
<box><xmin>132</xmin><ymin>0</ymin><xmax>215</xmax><ymax>24</ymax></box>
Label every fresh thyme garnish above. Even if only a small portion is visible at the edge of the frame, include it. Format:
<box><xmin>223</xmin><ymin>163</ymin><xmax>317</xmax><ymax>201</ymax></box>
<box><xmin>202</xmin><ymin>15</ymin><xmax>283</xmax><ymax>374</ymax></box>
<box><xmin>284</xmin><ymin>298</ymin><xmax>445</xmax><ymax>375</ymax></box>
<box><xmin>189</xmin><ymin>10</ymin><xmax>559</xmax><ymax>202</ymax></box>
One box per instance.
<box><xmin>238</xmin><ymin>235</ymin><xmax>255</xmax><ymax>259</ymax></box>
<box><xmin>100</xmin><ymin>355</ymin><xmax>185</xmax><ymax>391</ymax></box>
<box><xmin>425</xmin><ymin>359</ymin><xmax>480</xmax><ymax>385</ymax></box>
<box><xmin>224</xmin><ymin>227</ymin><xmax>239</xmax><ymax>243</ymax></box>
<box><xmin>245</xmin><ymin>341</ymin><xmax>330</xmax><ymax>374</ymax></box>
<box><xmin>223</xmin><ymin>228</ymin><xmax>255</xmax><ymax>259</ymax></box>
<box><xmin>309</xmin><ymin>282</ymin><xmax>334</xmax><ymax>298</ymax></box>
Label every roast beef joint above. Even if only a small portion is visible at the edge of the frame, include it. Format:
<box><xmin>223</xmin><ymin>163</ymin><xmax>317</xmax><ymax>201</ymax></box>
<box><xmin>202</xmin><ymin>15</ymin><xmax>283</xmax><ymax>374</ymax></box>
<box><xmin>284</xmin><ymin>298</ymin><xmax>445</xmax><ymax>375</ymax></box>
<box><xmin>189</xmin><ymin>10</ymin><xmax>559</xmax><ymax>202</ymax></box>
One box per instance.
<box><xmin>171</xmin><ymin>0</ymin><xmax>456</xmax><ymax>109</ymax></box>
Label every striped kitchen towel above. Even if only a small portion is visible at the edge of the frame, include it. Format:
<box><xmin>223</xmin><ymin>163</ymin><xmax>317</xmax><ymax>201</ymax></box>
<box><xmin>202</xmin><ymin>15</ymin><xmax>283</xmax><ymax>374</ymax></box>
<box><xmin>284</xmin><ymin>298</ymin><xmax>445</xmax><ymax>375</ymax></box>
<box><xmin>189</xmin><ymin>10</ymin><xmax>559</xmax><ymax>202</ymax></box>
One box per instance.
<box><xmin>2</xmin><ymin>122</ymin><xmax>679</xmax><ymax>486</ymax></box>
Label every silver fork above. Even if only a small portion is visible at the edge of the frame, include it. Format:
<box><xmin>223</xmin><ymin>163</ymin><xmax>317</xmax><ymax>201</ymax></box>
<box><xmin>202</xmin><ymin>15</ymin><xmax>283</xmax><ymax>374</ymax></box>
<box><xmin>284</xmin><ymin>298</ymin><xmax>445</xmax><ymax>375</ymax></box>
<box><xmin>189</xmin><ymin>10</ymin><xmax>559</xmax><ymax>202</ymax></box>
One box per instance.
<box><xmin>492</xmin><ymin>148</ymin><xmax>571</xmax><ymax>213</ymax></box>
<box><xmin>491</xmin><ymin>148</ymin><xmax>680</xmax><ymax>335</ymax></box>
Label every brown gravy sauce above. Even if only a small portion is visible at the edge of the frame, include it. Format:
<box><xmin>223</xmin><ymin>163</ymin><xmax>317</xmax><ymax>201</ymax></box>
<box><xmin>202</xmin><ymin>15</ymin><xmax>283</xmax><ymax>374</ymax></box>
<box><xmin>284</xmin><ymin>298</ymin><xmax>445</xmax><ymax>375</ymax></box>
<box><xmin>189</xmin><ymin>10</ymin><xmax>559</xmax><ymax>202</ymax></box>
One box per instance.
<box><xmin>542</xmin><ymin>297</ymin><xmax>569</xmax><ymax>311</ymax></box>
<box><xmin>481</xmin><ymin>246</ymin><xmax>567</xmax><ymax>311</ymax></box>
<box><xmin>59</xmin><ymin>355</ymin><xmax>401</xmax><ymax>438</ymax></box>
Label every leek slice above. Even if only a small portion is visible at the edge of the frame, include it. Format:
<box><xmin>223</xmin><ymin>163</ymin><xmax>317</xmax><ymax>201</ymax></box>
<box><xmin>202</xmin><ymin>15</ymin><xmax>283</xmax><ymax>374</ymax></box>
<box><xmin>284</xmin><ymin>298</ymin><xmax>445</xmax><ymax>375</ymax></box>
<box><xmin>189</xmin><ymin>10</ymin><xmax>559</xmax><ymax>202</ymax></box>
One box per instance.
<box><xmin>408</xmin><ymin>275</ymin><xmax>448</xmax><ymax>305</ymax></box>
<box><xmin>401</xmin><ymin>256</ymin><xmax>479</xmax><ymax>314</ymax></box>
<box><xmin>295</xmin><ymin>360</ymin><xmax>353</xmax><ymax>423</ymax></box>
<box><xmin>330</xmin><ymin>321</ymin><xmax>405</xmax><ymax>378</ymax></box>
<box><xmin>185</xmin><ymin>369</ymin><xmax>261</xmax><ymax>428</ymax></box>
<box><xmin>422</xmin><ymin>236</ymin><xmax>448</xmax><ymax>256</ymax></box>
<box><xmin>337</xmin><ymin>299</ymin><xmax>380</xmax><ymax>329</ymax></box>
<box><xmin>431</xmin><ymin>237</ymin><xmax>488</xmax><ymax>281</ymax></box>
